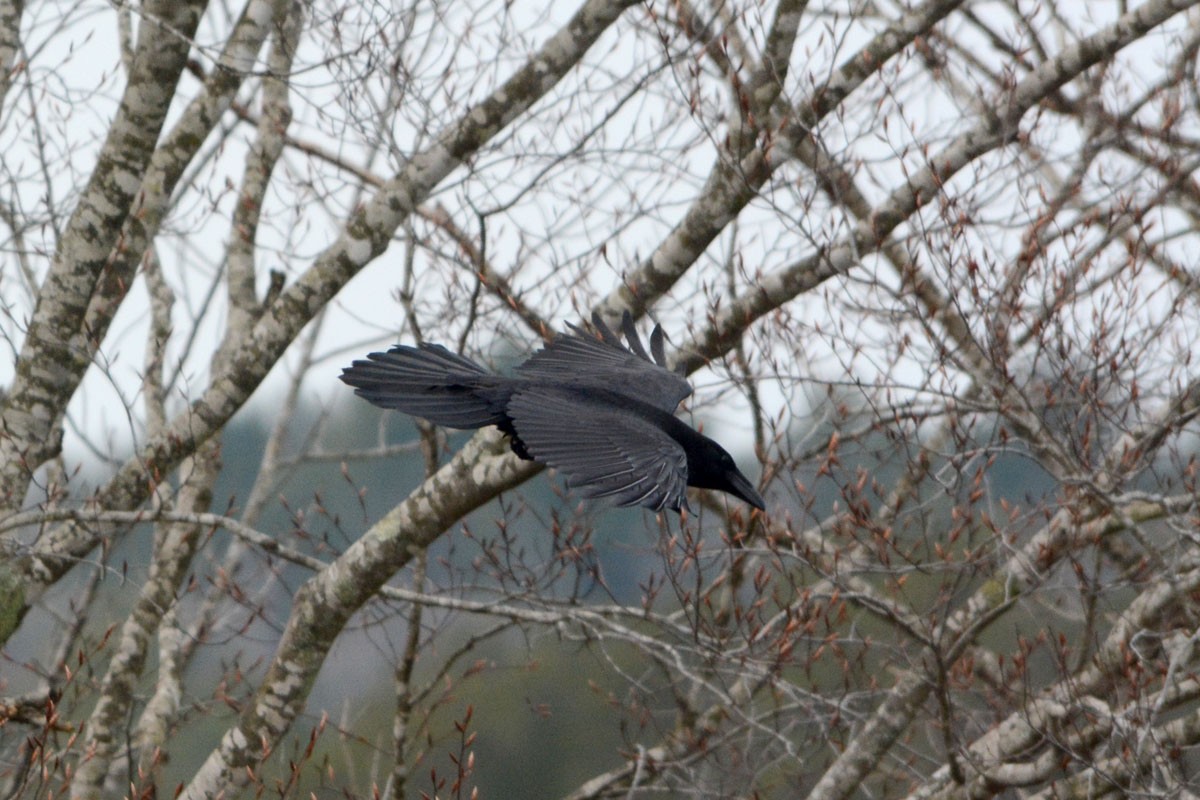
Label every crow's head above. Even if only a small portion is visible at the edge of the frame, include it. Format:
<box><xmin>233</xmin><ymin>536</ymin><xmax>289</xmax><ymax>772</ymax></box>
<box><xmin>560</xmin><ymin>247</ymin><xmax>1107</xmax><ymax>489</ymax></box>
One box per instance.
<box><xmin>685</xmin><ymin>435</ymin><xmax>766</xmax><ymax>511</ymax></box>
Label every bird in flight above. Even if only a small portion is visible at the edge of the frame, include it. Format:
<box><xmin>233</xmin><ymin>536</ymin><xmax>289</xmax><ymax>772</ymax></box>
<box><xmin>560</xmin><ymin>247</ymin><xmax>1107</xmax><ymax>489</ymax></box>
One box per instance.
<box><xmin>340</xmin><ymin>311</ymin><xmax>765</xmax><ymax>514</ymax></box>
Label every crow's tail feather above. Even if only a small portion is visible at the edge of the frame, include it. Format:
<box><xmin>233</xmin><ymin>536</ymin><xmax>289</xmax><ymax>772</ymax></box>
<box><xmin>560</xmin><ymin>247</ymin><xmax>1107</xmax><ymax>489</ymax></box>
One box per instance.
<box><xmin>340</xmin><ymin>343</ymin><xmax>510</xmax><ymax>429</ymax></box>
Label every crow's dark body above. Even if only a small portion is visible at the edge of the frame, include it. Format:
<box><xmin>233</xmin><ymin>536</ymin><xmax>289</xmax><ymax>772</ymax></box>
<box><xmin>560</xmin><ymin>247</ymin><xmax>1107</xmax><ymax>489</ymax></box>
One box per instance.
<box><xmin>340</xmin><ymin>312</ymin><xmax>765</xmax><ymax>513</ymax></box>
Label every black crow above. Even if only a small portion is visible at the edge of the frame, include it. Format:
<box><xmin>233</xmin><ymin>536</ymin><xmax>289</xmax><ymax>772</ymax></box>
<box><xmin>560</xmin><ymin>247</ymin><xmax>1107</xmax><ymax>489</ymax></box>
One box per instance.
<box><xmin>340</xmin><ymin>311</ymin><xmax>765</xmax><ymax>513</ymax></box>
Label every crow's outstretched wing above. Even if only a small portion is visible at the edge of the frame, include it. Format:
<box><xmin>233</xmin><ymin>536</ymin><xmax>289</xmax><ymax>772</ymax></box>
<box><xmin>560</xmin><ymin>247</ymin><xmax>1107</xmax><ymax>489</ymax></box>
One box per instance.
<box><xmin>507</xmin><ymin>388</ymin><xmax>689</xmax><ymax>512</ymax></box>
<box><xmin>516</xmin><ymin>311</ymin><xmax>691</xmax><ymax>413</ymax></box>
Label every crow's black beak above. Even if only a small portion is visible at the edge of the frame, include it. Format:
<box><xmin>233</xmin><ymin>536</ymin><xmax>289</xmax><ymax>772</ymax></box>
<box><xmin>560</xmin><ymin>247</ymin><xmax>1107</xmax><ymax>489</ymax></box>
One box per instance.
<box><xmin>726</xmin><ymin>468</ymin><xmax>766</xmax><ymax>511</ymax></box>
